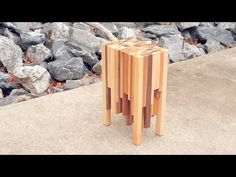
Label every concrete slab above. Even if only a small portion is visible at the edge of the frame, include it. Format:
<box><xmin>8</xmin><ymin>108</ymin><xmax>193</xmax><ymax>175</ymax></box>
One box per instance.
<box><xmin>0</xmin><ymin>47</ymin><xmax>236</xmax><ymax>154</ymax></box>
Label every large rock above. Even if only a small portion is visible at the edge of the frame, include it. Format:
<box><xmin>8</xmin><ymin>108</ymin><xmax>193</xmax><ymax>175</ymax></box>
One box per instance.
<box><xmin>66</xmin><ymin>41</ymin><xmax>99</xmax><ymax>66</ymax></box>
<box><xmin>13</xmin><ymin>65</ymin><xmax>51</xmax><ymax>94</ymax></box>
<box><xmin>96</xmin><ymin>23</ymin><xmax>118</xmax><ymax>38</ymax></box>
<box><xmin>205</xmin><ymin>39</ymin><xmax>225</xmax><ymax>53</ymax></box>
<box><xmin>159</xmin><ymin>34</ymin><xmax>185</xmax><ymax>62</ymax></box>
<box><xmin>112</xmin><ymin>22</ymin><xmax>136</xmax><ymax>29</ymax></box>
<box><xmin>142</xmin><ymin>25</ymin><xmax>180</xmax><ymax>37</ymax></box>
<box><xmin>52</xmin><ymin>39</ymin><xmax>67</xmax><ymax>54</ymax></box>
<box><xmin>0</xmin><ymin>36</ymin><xmax>23</xmax><ymax>73</ymax></box>
<box><xmin>72</xmin><ymin>22</ymin><xmax>91</xmax><ymax>32</ymax></box>
<box><xmin>53</xmin><ymin>45</ymin><xmax>74</xmax><ymax>61</ymax></box>
<box><xmin>176</xmin><ymin>22</ymin><xmax>200</xmax><ymax>31</ymax></box>
<box><xmin>199</xmin><ymin>22</ymin><xmax>215</xmax><ymax>27</ymax></box>
<box><xmin>20</xmin><ymin>31</ymin><xmax>46</xmax><ymax>50</ymax></box>
<box><xmin>217</xmin><ymin>22</ymin><xmax>236</xmax><ymax>31</ymax></box>
<box><xmin>70</xmin><ymin>28</ymin><xmax>101</xmax><ymax>50</ymax></box>
<box><xmin>13</xmin><ymin>22</ymin><xmax>42</xmax><ymax>32</ymax></box>
<box><xmin>92</xmin><ymin>61</ymin><xmax>102</xmax><ymax>75</ymax></box>
<box><xmin>117</xmin><ymin>27</ymin><xmax>137</xmax><ymax>39</ymax></box>
<box><xmin>48</xmin><ymin>57</ymin><xmax>85</xmax><ymax>81</ymax></box>
<box><xmin>3</xmin><ymin>28</ymin><xmax>21</xmax><ymax>45</ymax></box>
<box><xmin>182</xmin><ymin>43</ymin><xmax>205</xmax><ymax>59</ymax></box>
<box><xmin>26</xmin><ymin>44</ymin><xmax>52</xmax><ymax>64</ymax></box>
<box><xmin>50</xmin><ymin>22</ymin><xmax>70</xmax><ymax>41</ymax></box>
<box><xmin>194</xmin><ymin>26</ymin><xmax>236</xmax><ymax>47</ymax></box>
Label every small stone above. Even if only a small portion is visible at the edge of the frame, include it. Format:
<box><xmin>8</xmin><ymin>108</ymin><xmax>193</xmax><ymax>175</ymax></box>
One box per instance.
<box><xmin>13</xmin><ymin>95</ymin><xmax>33</xmax><ymax>103</ymax></box>
<box><xmin>117</xmin><ymin>27</ymin><xmax>137</xmax><ymax>39</ymax></box>
<box><xmin>63</xmin><ymin>79</ymin><xmax>84</xmax><ymax>90</ymax></box>
<box><xmin>9</xmin><ymin>88</ymin><xmax>29</xmax><ymax>96</ymax></box>
<box><xmin>92</xmin><ymin>61</ymin><xmax>102</xmax><ymax>75</ymax></box>
<box><xmin>47</xmin><ymin>85</ymin><xmax>64</xmax><ymax>94</ymax></box>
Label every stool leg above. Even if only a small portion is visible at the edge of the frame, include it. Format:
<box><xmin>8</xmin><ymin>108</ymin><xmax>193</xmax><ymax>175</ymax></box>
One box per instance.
<box><xmin>132</xmin><ymin>57</ymin><xmax>144</xmax><ymax>145</ymax></box>
<box><xmin>156</xmin><ymin>50</ymin><xmax>168</xmax><ymax>135</ymax></box>
<box><xmin>102</xmin><ymin>44</ymin><xmax>111</xmax><ymax>126</ymax></box>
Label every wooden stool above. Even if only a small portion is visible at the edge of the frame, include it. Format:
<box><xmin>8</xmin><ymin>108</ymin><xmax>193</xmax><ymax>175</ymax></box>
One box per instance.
<box><xmin>101</xmin><ymin>39</ymin><xmax>168</xmax><ymax>145</ymax></box>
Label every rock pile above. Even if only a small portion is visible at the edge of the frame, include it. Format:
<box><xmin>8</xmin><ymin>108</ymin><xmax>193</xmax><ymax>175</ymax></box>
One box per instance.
<box><xmin>0</xmin><ymin>22</ymin><xmax>236</xmax><ymax>107</ymax></box>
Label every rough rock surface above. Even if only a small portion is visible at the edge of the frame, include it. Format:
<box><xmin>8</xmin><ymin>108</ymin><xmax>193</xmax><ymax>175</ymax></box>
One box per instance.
<box><xmin>142</xmin><ymin>25</ymin><xmax>180</xmax><ymax>37</ymax></box>
<box><xmin>47</xmin><ymin>57</ymin><xmax>85</xmax><ymax>81</ymax></box>
<box><xmin>92</xmin><ymin>61</ymin><xmax>102</xmax><ymax>75</ymax></box>
<box><xmin>66</xmin><ymin>41</ymin><xmax>99</xmax><ymax>66</ymax></box>
<box><xmin>20</xmin><ymin>31</ymin><xmax>46</xmax><ymax>50</ymax></box>
<box><xmin>177</xmin><ymin>22</ymin><xmax>200</xmax><ymax>31</ymax></box>
<box><xmin>26</xmin><ymin>44</ymin><xmax>52</xmax><ymax>64</ymax></box>
<box><xmin>117</xmin><ymin>27</ymin><xmax>137</xmax><ymax>39</ymax></box>
<box><xmin>205</xmin><ymin>39</ymin><xmax>225</xmax><ymax>53</ymax></box>
<box><xmin>70</xmin><ymin>28</ymin><xmax>101</xmax><ymax>50</ymax></box>
<box><xmin>159</xmin><ymin>34</ymin><xmax>185</xmax><ymax>62</ymax></box>
<box><xmin>13</xmin><ymin>65</ymin><xmax>51</xmax><ymax>94</ymax></box>
<box><xmin>194</xmin><ymin>26</ymin><xmax>236</xmax><ymax>47</ymax></box>
<box><xmin>0</xmin><ymin>36</ymin><xmax>23</xmax><ymax>73</ymax></box>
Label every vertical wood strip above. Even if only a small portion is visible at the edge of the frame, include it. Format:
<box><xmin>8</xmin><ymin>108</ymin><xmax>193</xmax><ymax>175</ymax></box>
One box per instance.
<box><xmin>133</xmin><ymin>56</ymin><xmax>144</xmax><ymax>145</ymax></box>
<box><xmin>144</xmin><ymin>55</ymin><xmax>153</xmax><ymax>128</ymax></box>
<box><xmin>102</xmin><ymin>43</ymin><xmax>111</xmax><ymax>125</ymax></box>
<box><xmin>156</xmin><ymin>49</ymin><xmax>168</xmax><ymax>136</ymax></box>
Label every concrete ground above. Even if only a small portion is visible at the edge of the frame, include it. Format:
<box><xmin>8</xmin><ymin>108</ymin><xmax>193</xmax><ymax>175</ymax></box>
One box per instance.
<box><xmin>0</xmin><ymin>47</ymin><xmax>236</xmax><ymax>154</ymax></box>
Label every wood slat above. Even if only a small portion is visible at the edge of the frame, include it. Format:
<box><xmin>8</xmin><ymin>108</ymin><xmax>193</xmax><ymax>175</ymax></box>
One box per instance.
<box><xmin>156</xmin><ymin>49</ymin><xmax>168</xmax><ymax>136</ymax></box>
<box><xmin>144</xmin><ymin>55</ymin><xmax>153</xmax><ymax>128</ymax></box>
<box><xmin>102</xmin><ymin>43</ymin><xmax>111</xmax><ymax>125</ymax></box>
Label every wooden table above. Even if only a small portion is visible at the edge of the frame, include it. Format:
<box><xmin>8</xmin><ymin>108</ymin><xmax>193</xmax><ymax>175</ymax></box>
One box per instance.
<box><xmin>102</xmin><ymin>39</ymin><xmax>168</xmax><ymax>145</ymax></box>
